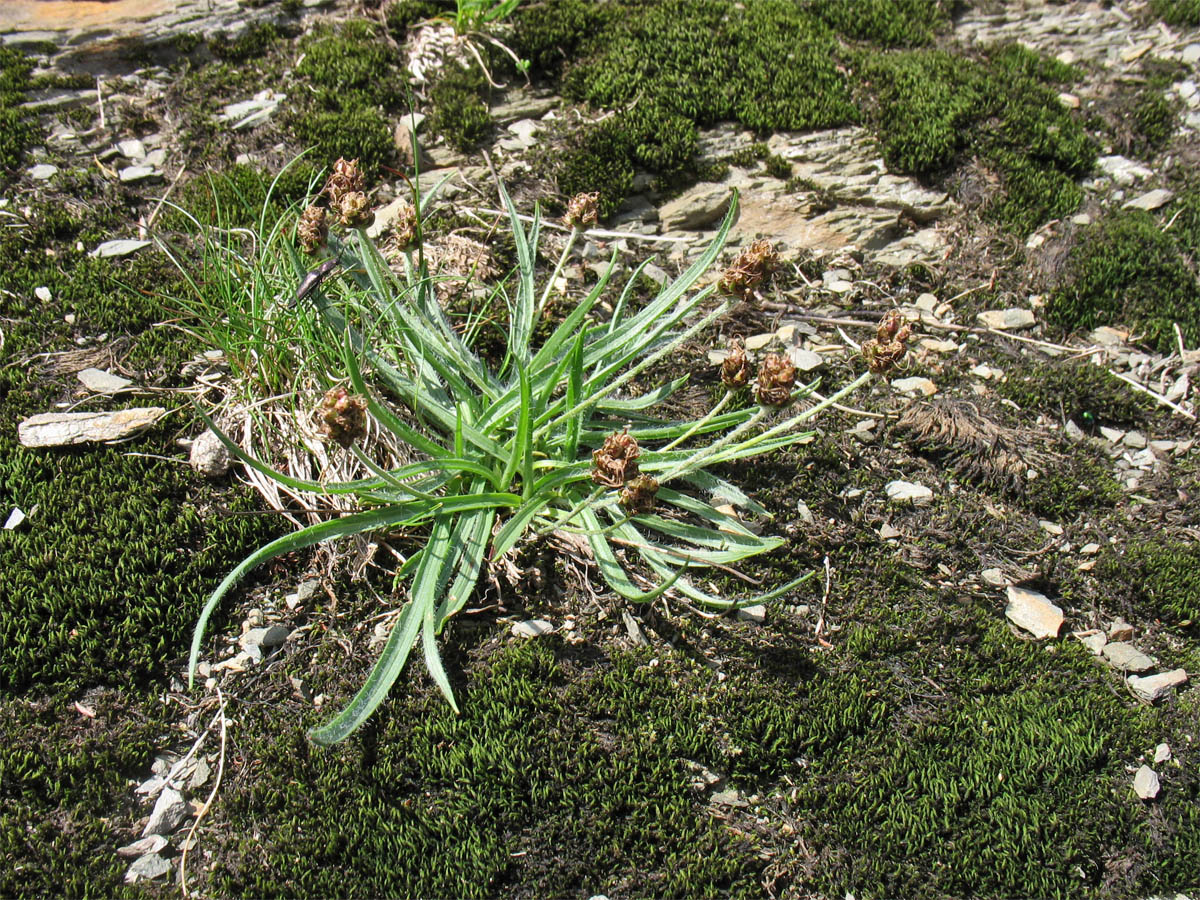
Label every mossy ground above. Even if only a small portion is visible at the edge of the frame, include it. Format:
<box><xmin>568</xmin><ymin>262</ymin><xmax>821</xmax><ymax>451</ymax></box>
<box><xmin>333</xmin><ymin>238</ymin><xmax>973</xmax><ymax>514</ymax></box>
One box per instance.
<box><xmin>3</xmin><ymin>5</ymin><xmax>1200</xmax><ymax>898</ymax></box>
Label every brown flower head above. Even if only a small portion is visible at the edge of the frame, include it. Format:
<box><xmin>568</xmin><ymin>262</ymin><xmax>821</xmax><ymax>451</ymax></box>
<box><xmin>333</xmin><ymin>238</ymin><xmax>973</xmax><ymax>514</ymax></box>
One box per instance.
<box><xmin>620</xmin><ymin>474</ymin><xmax>659</xmax><ymax>515</ymax></box>
<box><xmin>592</xmin><ymin>430</ymin><xmax>641</xmax><ymax>488</ymax></box>
<box><xmin>336</xmin><ymin>190</ymin><xmax>373</xmax><ymax>229</ymax></box>
<box><xmin>391</xmin><ymin>200</ymin><xmax>419</xmax><ymax>251</ymax></box>
<box><xmin>318</xmin><ymin>386</ymin><xmax>368</xmax><ymax>448</ymax></box>
<box><xmin>861</xmin><ymin>311</ymin><xmax>913</xmax><ymax>374</ymax></box>
<box><xmin>296</xmin><ymin>205</ymin><xmax>328</xmax><ymax>254</ymax></box>
<box><xmin>754</xmin><ymin>351</ymin><xmax>797</xmax><ymax>407</ymax></box>
<box><xmin>718</xmin><ymin>239</ymin><xmax>779</xmax><ymax>300</ymax></box>
<box><xmin>720</xmin><ymin>337</ymin><xmax>752</xmax><ymax>390</ymax></box>
<box><xmin>324</xmin><ymin>157</ymin><xmax>364</xmax><ymax>206</ymax></box>
<box><xmin>564</xmin><ymin>192</ymin><xmax>599</xmax><ymax>229</ymax></box>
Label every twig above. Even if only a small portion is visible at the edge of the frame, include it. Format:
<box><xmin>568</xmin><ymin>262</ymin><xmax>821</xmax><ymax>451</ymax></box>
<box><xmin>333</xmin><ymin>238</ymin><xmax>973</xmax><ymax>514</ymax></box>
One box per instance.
<box><xmin>179</xmin><ymin>685</ymin><xmax>228</xmax><ymax>899</ymax></box>
<box><xmin>815</xmin><ymin>555</ymin><xmax>831</xmax><ymax>639</ymax></box>
<box><xmin>1107</xmin><ymin>368</ymin><xmax>1197</xmax><ymax>421</ymax></box>
<box><xmin>96</xmin><ymin>76</ymin><xmax>105</xmax><ymax>131</ymax></box>
<box><xmin>146</xmin><ymin>166</ymin><xmax>188</xmax><ymax>230</ymax></box>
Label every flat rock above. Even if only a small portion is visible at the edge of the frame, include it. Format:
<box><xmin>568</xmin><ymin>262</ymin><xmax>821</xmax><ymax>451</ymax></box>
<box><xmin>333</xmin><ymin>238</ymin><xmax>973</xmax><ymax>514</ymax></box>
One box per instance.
<box><xmin>1123</xmin><ymin>188</ymin><xmax>1173</xmax><ymax>211</ymax></box>
<box><xmin>891</xmin><ymin>376</ymin><xmax>937</xmax><ymax>397</ymax></box>
<box><xmin>1108</xmin><ymin>618</ymin><xmax>1134</xmax><ymax>641</ymax></box>
<box><xmin>116</xmin><ymin>834</ymin><xmax>167</xmax><ymax>859</ymax></box>
<box><xmin>1005</xmin><ymin>585</ymin><xmax>1064</xmax><ymax>639</ymax></box>
<box><xmin>1127</xmin><ymin>669</ymin><xmax>1188</xmax><ymax>702</ymax></box>
<box><xmin>658</xmin><ymin>183</ymin><xmax>732</xmax><ymax>230</ymax></box>
<box><xmin>89</xmin><ymin>239</ymin><xmax>151</xmax><ymax>258</ymax></box>
<box><xmin>1097</xmin><ymin>155</ymin><xmax>1153</xmax><ymax>186</ymax></box>
<box><xmin>744</xmin><ymin>333</ymin><xmax>774</xmax><ymax>351</ymax></box>
<box><xmin>119</xmin><ymin>165</ymin><xmax>160</xmax><ymax>183</ymax></box>
<box><xmin>787</xmin><ymin>348</ymin><xmax>824</xmax><ymax>371</ymax></box>
<box><xmin>240</xmin><ymin>624</ymin><xmax>288</xmax><ymax>652</ymax></box>
<box><xmin>735</xmin><ymin>604</ymin><xmax>766</xmax><ymax>624</ymax></box>
<box><xmin>142</xmin><ymin>787</ymin><xmax>188</xmax><ymax>837</ymax></box>
<box><xmin>118</xmin><ymin>138</ymin><xmax>147</xmax><ymax>160</ymax></box>
<box><xmin>1101</xmin><ymin>641</ymin><xmax>1156</xmax><ymax>672</ymax></box>
<box><xmin>1154</xmin><ymin>742</ymin><xmax>1171</xmax><ymax>763</ymax></box>
<box><xmin>1078</xmin><ymin>632</ymin><xmax>1107</xmax><ymax>655</ymax></box>
<box><xmin>1133</xmin><ymin>765</ymin><xmax>1160</xmax><ymax>800</ymax></box>
<box><xmin>367</xmin><ymin>195</ymin><xmax>415</xmax><ymax>240</ymax></box>
<box><xmin>18</xmin><ymin>408</ymin><xmax>166</xmax><ymax>447</ymax></box>
<box><xmin>77</xmin><ymin>367</ymin><xmax>134</xmax><ymax>393</ymax></box>
<box><xmin>4</xmin><ymin>507</ymin><xmax>26</xmax><ymax>530</ymax></box>
<box><xmin>981</xmin><ymin>568</ymin><xmax>1009</xmax><ymax>587</ymax></box>
<box><xmin>29</xmin><ymin>163</ymin><xmax>58</xmax><ymax>180</ymax></box>
<box><xmin>34</xmin><ymin>286</ymin><xmax>51</xmax><ymax>302</ymax></box>
<box><xmin>124</xmin><ymin>852</ymin><xmax>171</xmax><ymax>883</ymax></box>
<box><xmin>886</xmin><ymin>480</ymin><xmax>933</xmax><ymax>505</ymax></box>
<box><xmin>219</xmin><ymin>89</ymin><xmax>286</xmax><ymax>129</ymax></box>
<box><xmin>512</xmin><ymin>619</ymin><xmax>554</xmax><ymax>638</ymax></box>
<box><xmin>977</xmin><ymin>308</ymin><xmax>1036</xmax><ymax>330</ymax></box>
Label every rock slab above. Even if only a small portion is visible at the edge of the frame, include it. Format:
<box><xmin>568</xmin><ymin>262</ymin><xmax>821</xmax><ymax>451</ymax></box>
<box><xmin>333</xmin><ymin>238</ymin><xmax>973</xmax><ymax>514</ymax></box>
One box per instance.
<box><xmin>1005</xmin><ymin>586</ymin><xmax>1064</xmax><ymax>639</ymax></box>
<box><xmin>142</xmin><ymin>787</ymin><xmax>188</xmax><ymax>837</ymax></box>
<box><xmin>1133</xmin><ymin>765</ymin><xmax>1160</xmax><ymax>800</ymax></box>
<box><xmin>18</xmin><ymin>408</ymin><xmax>166</xmax><ymax>447</ymax></box>
<box><xmin>1101</xmin><ymin>641</ymin><xmax>1156</xmax><ymax>673</ymax></box>
<box><xmin>1127</xmin><ymin>669</ymin><xmax>1188</xmax><ymax>702</ymax></box>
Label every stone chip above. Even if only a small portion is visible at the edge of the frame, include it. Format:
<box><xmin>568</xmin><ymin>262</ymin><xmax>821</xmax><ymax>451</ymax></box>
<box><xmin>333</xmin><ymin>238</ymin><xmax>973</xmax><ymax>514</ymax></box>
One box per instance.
<box><xmin>1004</xmin><ymin>585</ymin><xmax>1064</xmax><ymax>639</ymax></box>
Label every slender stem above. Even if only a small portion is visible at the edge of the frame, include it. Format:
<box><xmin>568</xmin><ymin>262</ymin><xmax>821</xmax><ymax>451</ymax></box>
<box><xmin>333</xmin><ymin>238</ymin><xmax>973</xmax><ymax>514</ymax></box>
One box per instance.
<box><xmin>662</xmin><ymin>369</ymin><xmax>874</xmax><ymax>483</ymax></box>
<box><xmin>537</xmin><ymin>226</ymin><xmax>580</xmax><ymax>318</ymax></box>
<box><xmin>659</xmin><ymin>391</ymin><xmax>733</xmax><ymax>453</ymax></box>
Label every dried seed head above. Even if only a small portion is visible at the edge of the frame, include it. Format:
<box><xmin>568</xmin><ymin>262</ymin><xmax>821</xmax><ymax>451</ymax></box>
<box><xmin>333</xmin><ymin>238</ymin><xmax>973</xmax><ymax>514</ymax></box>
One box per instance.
<box><xmin>620</xmin><ymin>474</ymin><xmax>659</xmax><ymax>515</ymax></box>
<box><xmin>861</xmin><ymin>312</ymin><xmax>913</xmax><ymax>374</ymax></box>
<box><xmin>720</xmin><ymin>337</ymin><xmax>751</xmax><ymax>390</ymax></box>
<box><xmin>336</xmin><ymin>190</ymin><xmax>373</xmax><ymax>228</ymax></box>
<box><xmin>718</xmin><ymin>239</ymin><xmax>779</xmax><ymax>300</ymax></box>
<box><xmin>592</xmin><ymin>430</ymin><xmax>641</xmax><ymax>488</ymax></box>
<box><xmin>325</xmin><ymin>157</ymin><xmax>364</xmax><ymax>205</ymax></box>
<box><xmin>564</xmin><ymin>192</ymin><xmax>599</xmax><ymax>229</ymax></box>
<box><xmin>318</xmin><ymin>386</ymin><xmax>368</xmax><ymax>448</ymax></box>
<box><xmin>296</xmin><ymin>205</ymin><xmax>328</xmax><ymax>254</ymax></box>
<box><xmin>754</xmin><ymin>351</ymin><xmax>797</xmax><ymax>407</ymax></box>
<box><xmin>391</xmin><ymin>201</ymin><xmax>419</xmax><ymax>251</ymax></box>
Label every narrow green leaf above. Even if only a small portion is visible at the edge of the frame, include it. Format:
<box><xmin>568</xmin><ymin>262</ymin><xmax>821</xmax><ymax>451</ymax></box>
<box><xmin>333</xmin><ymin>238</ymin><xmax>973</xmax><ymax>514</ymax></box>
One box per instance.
<box><xmin>422</xmin><ymin>603</ymin><xmax>459</xmax><ymax>713</ymax></box>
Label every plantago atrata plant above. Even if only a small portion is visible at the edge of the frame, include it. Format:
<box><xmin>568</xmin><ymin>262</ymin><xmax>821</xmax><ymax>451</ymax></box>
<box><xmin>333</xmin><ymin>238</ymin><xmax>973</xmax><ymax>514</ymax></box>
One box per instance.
<box><xmin>183</xmin><ymin>161</ymin><xmax>892</xmax><ymax>745</ymax></box>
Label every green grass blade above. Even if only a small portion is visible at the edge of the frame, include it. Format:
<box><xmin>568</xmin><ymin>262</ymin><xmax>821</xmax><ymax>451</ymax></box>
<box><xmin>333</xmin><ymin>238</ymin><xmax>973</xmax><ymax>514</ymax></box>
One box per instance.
<box><xmin>498</xmin><ymin>179</ymin><xmax>535</xmax><ymax>364</ymax></box>
<box><xmin>579</xmin><ymin>507</ymin><xmax>682</xmax><ymax>602</ymax></box>
<box><xmin>422</xmin><ymin>602</ymin><xmax>459</xmax><ymax>714</ymax></box>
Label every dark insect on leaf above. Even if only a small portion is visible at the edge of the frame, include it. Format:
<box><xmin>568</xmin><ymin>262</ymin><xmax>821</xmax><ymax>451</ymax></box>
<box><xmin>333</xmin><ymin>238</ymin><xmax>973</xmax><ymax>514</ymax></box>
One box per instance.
<box><xmin>294</xmin><ymin>258</ymin><xmax>340</xmax><ymax>306</ymax></box>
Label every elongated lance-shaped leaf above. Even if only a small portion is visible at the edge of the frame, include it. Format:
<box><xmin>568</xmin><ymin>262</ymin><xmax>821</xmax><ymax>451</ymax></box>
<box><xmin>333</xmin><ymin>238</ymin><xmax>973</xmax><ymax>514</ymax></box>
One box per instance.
<box><xmin>436</xmin><ymin>504</ymin><xmax>495</xmax><ymax>625</ymax></box>
<box><xmin>564</xmin><ymin>330</ymin><xmax>585</xmax><ymax>462</ymax></box>
<box><xmin>310</xmin><ymin>512</ymin><xmax>458</xmax><ymax>744</ymax></box>
<box><xmin>422</xmin><ymin>602</ymin><xmax>459</xmax><ymax>713</ymax></box>
<box><xmin>499</xmin><ymin>361</ymin><xmax>533</xmax><ymax>495</ymax></box>
<box><xmin>633</xmin><ymin>513</ymin><xmax>785</xmax><ymax>562</ymax></box>
<box><xmin>528</xmin><ymin>247</ymin><xmax>621</xmax><ymax>371</ymax></box>
<box><xmin>189</xmin><ymin>504</ymin><xmax>423</xmax><ymax>688</ymax></box>
<box><xmin>490</xmin><ymin>495</ymin><xmax>553</xmax><ymax>561</ymax></box>
<box><xmin>578</xmin><ymin>507</ymin><xmax>682</xmax><ymax>602</ymax></box>
<box><xmin>654</xmin><ymin>487</ymin><xmax>759</xmax><ymax>538</ymax></box>
<box><xmin>498</xmin><ymin>179</ymin><xmax>536</xmax><ymax>366</ymax></box>
<box><xmin>679</xmin><ymin>470</ymin><xmax>772</xmax><ymax>519</ymax></box>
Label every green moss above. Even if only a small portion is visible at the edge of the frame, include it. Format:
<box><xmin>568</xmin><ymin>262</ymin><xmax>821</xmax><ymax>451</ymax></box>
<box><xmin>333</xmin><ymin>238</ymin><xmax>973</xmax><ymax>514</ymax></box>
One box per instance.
<box><xmin>858</xmin><ymin>43</ymin><xmax>1094</xmax><ymax>233</ymax></box>
<box><xmin>0</xmin><ymin>47</ymin><xmax>37</xmax><ymax>178</ymax></box>
<box><xmin>1152</xmin><ymin>0</ymin><xmax>1200</xmax><ymax>26</ymax></box>
<box><xmin>1100</xmin><ymin>541</ymin><xmax>1200</xmax><ymax>625</ymax></box>
<box><xmin>808</xmin><ymin>0</ymin><xmax>953</xmax><ymax>47</ymax></box>
<box><xmin>996</xmin><ymin>359</ymin><xmax>1153</xmax><ymax>429</ymax></box>
<box><xmin>1046</xmin><ymin>209</ymin><xmax>1200</xmax><ymax>353</ymax></box>
<box><xmin>1026</xmin><ymin>453</ymin><xmax>1122</xmax><ymax>521</ymax></box>
<box><xmin>1128</xmin><ymin>87</ymin><xmax>1178</xmax><ymax>156</ymax></box>
<box><xmin>385</xmin><ymin>0</ymin><xmax>453</xmax><ymax>39</ymax></box>
<box><xmin>161</xmin><ymin>162</ymin><xmax>320</xmax><ymax>232</ymax></box>
<box><xmin>428</xmin><ymin>62</ymin><xmax>493</xmax><ymax>153</ymax></box>
<box><xmin>764</xmin><ymin>153</ymin><xmax>791</xmax><ymax>179</ymax></box>
<box><xmin>286</xmin><ymin>21</ymin><xmax>408</xmax><ymax>181</ymax></box>
<box><xmin>513</xmin><ymin>0</ymin><xmax>621</xmax><ymax>78</ymax></box>
<box><xmin>209</xmin><ymin>21</ymin><xmax>288</xmax><ymax>62</ymax></box>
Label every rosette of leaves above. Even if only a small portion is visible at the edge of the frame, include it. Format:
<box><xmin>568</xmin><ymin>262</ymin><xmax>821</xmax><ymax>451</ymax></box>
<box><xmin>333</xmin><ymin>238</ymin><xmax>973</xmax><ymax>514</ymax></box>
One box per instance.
<box><xmin>188</xmin><ymin>183</ymin><xmax>874</xmax><ymax>745</ymax></box>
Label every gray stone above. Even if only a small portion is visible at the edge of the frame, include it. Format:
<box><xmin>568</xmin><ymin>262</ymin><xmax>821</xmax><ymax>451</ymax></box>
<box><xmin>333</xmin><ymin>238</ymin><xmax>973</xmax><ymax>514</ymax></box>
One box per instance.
<box><xmin>735</xmin><ymin>604</ymin><xmax>766</xmax><ymax>624</ymax></box>
<box><xmin>977</xmin><ymin>308</ymin><xmax>1036</xmax><ymax>330</ymax></box>
<box><xmin>240</xmin><ymin>625</ymin><xmax>288</xmax><ymax>652</ymax></box>
<box><xmin>297</xmin><ymin>579</ymin><xmax>320</xmax><ymax>602</ymax></box>
<box><xmin>489</xmin><ymin>93</ymin><xmax>558</xmax><ymax>123</ymax></box>
<box><xmin>1133</xmin><ymin>765</ymin><xmax>1160</xmax><ymax>800</ymax></box>
<box><xmin>116</xmin><ymin>834</ymin><xmax>167</xmax><ymax>859</ymax></box>
<box><xmin>1108</xmin><ymin>618</ymin><xmax>1134</xmax><ymax>641</ymax></box>
<box><xmin>34</xmin><ymin>286</ymin><xmax>51</xmax><ymax>302</ymax></box>
<box><xmin>1005</xmin><ymin>586</ymin><xmax>1064</xmax><ymax>640</ymax></box>
<box><xmin>1123</xmin><ymin>189</ymin><xmax>1173</xmax><ymax>211</ymax></box>
<box><xmin>1097</xmin><ymin>156</ymin><xmax>1153</xmax><ymax>186</ymax></box>
<box><xmin>118</xmin><ymin>139</ymin><xmax>147</xmax><ymax>160</ymax></box>
<box><xmin>77</xmin><ymin>367</ymin><xmax>134</xmax><ymax>394</ymax></box>
<box><xmin>1078</xmin><ymin>632</ymin><xmax>1107</xmax><ymax>655</ymax></box>
<box><xmin>1184</xmin><ymin>44</ymin><xmax>1200</xmax><ymax>64</ymax></box>
<box><xmin>512</xmin><ymin>619</ymin><xmax>554</xmax><ymax>638</ymax></box>
<box><xmin>18</xmin><ymin>408</ymin><xmax>166</xmax><ymax>447</ymax></box>
<box><xmin>119</xmin><ymin>165</ymin><xmax>160</xmax><ymax>183</ymax></box>
<box><xmin>219</xmin><ymin>90</ymin><xmax>286</xmax><ymax>129</ymax></box>
<box><xmin>981</xmin><ymin>568</ymin><xmax>1009</xmax><ymax>587</ymax></box>
<box><xmin>1122</xmin><ymin>430</ymin><xmax>1148</xmax><ymax>449</ymax></box>
<box><xmin>1101</xmin><ymin>642</ymin><xmax>1156</xmax><ymax>673</ymax></box>
<box><xmin>658</xmin><ymin>183</ymin><xmax>732</xmax><ymax>230</ymax></box>
<box><xmin>787</xmin><ymin>348</ymin><xmax>824</xmax><ymax>372</ymax></box>
<box><xmin>28</xmin><ymin>164</ymin><xmax>58</xmax><ymax>181</ymax></box>
<box><xmin>124</xmin><ymin>853</ymin><xmax>171</xmax><ymax>883</ymax></box>
<box><xmin>89</xmin><ymin>239</ymin><xmax>151</xmax><ymax>258</ymax></box>
<box><xmin>142</xmin><ymin>787</ymin><xmax>188</xmax><ymax>837</ymax></box>
<box><xmin>189</xmin><ymin>757</ymin><xmax>211</xmax><ymax>790</ymax></box>
<box><xmin>1127</xmin><ymin>669</ymin><xmax>1188</xmax><ymax>703</ymax></box>
<box><xmin>189</xmin><ymin>429</ymin><xmax>232</xmax><ymax>478</ymax></box>
<box><xmin>4</xmin><ymin>508</ymin><xmax>26</xmax><ymax>531</ymax></box>
<box><xmin>886</xmin><ymin>480</ymin><xmax>933</xmax><ymax>505</ymax></box>
<box><xmin>1154</xmin><ymin>742</ymin><xmax>1171</xmax><ymax>763</ymax></box>
<box><xmin>891</xmin><ymin>376</ymin><xmax>938</xmax><ymax>397</ymax></box>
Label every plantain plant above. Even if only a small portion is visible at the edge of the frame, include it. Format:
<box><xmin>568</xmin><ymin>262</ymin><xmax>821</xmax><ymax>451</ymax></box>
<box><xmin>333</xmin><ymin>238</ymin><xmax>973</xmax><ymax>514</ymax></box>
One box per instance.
<box><xmin>175</xmin><ymin>160</ymin><xmax>903</xmax><ymax>745</ymax></box>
